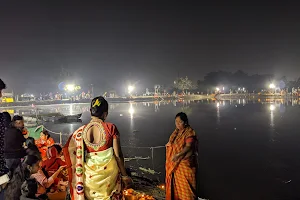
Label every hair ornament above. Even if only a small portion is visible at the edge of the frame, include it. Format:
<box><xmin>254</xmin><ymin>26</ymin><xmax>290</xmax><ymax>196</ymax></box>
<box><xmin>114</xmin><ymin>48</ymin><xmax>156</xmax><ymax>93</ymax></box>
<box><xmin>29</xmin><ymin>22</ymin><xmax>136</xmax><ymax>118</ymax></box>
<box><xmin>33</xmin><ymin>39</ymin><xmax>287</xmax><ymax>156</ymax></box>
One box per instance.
<box><xmin>92</xmin><ymin>99</ymin><xmax>101</xmax><ymax>107</ymax></box>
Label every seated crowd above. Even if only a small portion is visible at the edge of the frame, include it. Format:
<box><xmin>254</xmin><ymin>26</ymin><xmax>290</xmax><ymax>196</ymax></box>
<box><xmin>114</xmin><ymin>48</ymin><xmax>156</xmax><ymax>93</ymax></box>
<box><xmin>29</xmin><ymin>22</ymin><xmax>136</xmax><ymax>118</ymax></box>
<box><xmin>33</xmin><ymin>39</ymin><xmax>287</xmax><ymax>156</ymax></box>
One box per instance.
<box><xmin>3</xmin><ymin>114</ymin><xmax>67</xmax><ymax>200</ymax></box>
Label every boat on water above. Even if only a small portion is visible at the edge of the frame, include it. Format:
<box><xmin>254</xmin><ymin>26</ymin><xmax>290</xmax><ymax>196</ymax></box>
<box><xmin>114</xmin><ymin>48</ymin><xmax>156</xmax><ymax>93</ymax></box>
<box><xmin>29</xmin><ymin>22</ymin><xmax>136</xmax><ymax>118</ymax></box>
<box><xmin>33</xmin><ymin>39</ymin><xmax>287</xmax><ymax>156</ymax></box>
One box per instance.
<box><xmin>23</xmin><ymin>113</ymin><xmax>82</xmax><ymax>125</ymax></box>
<box><xmin>41</xmin><ymin>113</ymin><xmax>82</xmax><ymax>123</ymax></box>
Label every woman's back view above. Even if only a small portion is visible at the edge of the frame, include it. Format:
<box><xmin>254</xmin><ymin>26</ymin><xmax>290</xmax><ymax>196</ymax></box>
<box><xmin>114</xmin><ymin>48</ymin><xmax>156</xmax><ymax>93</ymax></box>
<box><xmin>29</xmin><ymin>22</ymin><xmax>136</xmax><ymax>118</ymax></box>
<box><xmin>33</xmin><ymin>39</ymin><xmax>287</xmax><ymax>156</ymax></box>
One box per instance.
<box><xmin>64</xmin><ymin>96</ymin><xmax>132</xmax><ymax>200</ymax></box>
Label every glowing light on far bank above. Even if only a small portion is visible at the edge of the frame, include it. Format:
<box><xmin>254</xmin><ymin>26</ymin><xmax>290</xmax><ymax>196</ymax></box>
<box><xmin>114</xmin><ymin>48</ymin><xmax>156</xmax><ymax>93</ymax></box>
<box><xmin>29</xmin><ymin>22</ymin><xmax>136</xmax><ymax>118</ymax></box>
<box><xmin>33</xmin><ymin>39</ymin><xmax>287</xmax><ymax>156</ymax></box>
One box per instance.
<box><xmin>66</xmin><ymin>84</ymin><xmax>75</xmax><ymax>92</ymax></box>
<box><xmin>269</xmin><ymin>83</ymin><xmax>275</xmax><ymax>89</ymax></box>
<box><xmin>216</xmin><ymin>87</ymin><xmax>220</xmax><ymax>91</ymax></box>
<box><xmin>270</xmin><ymin>104</ymin><xmax>275</xmax><ymax>111</ymax></box>
<box><xmin>128</xmin><ymin>85</ymin><xmax>135</xmax><ymax>94</ymax></box>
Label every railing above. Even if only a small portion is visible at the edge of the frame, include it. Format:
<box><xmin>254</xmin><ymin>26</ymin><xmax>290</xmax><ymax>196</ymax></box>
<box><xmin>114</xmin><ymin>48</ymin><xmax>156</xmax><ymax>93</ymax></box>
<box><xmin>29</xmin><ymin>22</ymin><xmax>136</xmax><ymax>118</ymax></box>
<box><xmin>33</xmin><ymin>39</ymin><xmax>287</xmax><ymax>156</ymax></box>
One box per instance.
<box><xmin>41</xmin><ymin>126</ymin><xmax>166</xmax><ymax>152</ymax></box>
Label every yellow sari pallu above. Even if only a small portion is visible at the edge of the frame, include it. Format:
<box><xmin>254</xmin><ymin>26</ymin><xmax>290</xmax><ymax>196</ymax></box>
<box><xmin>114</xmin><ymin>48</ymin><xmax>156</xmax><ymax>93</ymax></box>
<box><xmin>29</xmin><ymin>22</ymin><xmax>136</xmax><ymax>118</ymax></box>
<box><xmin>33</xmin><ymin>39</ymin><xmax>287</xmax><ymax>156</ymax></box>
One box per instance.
<box><xmin>64</xmin><ymin>124</ymin><xmax>122</xmax><ymax>200</ymax></box>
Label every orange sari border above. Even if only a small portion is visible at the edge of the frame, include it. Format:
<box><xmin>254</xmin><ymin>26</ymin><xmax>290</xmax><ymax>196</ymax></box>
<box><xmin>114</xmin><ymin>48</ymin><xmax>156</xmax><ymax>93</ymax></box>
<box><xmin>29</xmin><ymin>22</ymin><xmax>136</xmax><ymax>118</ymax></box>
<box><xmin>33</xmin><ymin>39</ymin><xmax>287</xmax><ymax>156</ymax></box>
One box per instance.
<box><xmin>63</xmin><ymin>126</ymin><xmax>85</xmax><ymax>200</ymax></box>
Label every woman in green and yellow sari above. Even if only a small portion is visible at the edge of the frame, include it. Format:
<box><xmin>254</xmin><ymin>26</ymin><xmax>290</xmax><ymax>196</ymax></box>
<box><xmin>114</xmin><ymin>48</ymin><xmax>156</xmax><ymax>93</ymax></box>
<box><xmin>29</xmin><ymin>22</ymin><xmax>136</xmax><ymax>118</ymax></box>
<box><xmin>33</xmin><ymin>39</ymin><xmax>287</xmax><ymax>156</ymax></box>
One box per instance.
<box><xmin>64</xmin><ymin>96</ymin><xmax>132</xmax><ymax>200</ymax></box>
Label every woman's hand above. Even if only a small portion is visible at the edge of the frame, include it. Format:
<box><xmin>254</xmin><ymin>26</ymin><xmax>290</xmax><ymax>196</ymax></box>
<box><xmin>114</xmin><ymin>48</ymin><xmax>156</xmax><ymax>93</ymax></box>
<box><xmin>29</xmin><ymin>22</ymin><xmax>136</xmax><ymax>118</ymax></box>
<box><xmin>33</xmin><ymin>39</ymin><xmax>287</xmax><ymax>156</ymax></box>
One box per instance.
<box><xmin>122</xmin><ymin>176</ymin><xmax>133</xmax><ymax>189</ymax></box>
<box><xmin>172</xmin><ymin>154</ymin><xmax>181</xmax><ymax>162</ymax></box>
<box><xmin>59</xmin><ymin>165</ymin><xmax>67</xmax><ymax>172</ymax></box>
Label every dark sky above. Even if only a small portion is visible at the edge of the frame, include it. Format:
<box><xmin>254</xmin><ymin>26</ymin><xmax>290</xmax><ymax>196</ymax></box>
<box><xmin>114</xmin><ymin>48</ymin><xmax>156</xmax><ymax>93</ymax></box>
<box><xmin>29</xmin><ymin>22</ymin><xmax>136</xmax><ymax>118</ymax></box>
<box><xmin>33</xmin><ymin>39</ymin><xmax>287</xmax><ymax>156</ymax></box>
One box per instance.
<box><xmin>1</xmin><ymin>1</ymin><xmax>300</xmax><ymax>94</ymax></box>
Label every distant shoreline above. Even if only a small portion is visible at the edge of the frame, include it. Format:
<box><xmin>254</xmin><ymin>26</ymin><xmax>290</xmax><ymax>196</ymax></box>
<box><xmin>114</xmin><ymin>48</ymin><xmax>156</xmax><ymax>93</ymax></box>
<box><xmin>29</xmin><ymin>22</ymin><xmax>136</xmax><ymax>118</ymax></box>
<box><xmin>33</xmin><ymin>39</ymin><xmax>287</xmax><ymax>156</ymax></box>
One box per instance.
<box><xmin>0</xmin><ymin>95</ymin><xmax>209</xmax><ymax>108</ymax></box>
<box><xmin>216</xmin><ymin>94</ymin><xmax>299</xmax><ymax>100</ymax></box>
<box><xmin>1</xmin><ymin>94</ymin><xmax>297</xmax><ymax>108</ymax></box>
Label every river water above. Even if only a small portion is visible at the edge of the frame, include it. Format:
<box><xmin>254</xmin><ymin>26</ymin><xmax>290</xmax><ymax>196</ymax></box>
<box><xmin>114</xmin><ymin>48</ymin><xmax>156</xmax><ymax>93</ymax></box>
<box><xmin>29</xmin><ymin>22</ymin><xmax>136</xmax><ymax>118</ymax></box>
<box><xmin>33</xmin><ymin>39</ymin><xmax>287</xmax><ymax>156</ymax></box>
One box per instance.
<box><xmin>3</xmin><ymin>99</ymin><xmax>300</xmax><ymax>200</ymax></box>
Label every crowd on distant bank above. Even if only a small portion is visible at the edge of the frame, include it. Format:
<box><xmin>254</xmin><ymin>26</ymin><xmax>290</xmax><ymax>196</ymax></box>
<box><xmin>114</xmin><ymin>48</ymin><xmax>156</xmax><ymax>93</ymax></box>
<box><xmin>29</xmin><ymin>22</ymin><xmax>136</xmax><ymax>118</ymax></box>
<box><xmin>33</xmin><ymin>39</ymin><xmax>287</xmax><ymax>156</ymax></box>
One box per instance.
<box><xmin>0</xmin><ymin>78</ymin><xmax>199</xmax><ymax>200</ymax></box>
<box><xmin>37</xmin><ymin>91</ymin><xmax>93</xmax><ymax>101</ymax></box>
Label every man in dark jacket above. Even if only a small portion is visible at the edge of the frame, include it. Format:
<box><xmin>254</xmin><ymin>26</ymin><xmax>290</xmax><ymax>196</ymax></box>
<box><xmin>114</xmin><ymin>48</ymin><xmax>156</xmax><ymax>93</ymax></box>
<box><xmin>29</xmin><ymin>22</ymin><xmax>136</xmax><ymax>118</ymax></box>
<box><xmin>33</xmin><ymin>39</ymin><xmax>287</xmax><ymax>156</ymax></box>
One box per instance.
<box><xmin>4</xmin><ymin>115</ymin><xmax>26</xmax><ymax>178</ymax></box>
<box><xmin>0</xmin><ymin>79</ymin><xmax>9</xmax><ymax>198</ymax></box>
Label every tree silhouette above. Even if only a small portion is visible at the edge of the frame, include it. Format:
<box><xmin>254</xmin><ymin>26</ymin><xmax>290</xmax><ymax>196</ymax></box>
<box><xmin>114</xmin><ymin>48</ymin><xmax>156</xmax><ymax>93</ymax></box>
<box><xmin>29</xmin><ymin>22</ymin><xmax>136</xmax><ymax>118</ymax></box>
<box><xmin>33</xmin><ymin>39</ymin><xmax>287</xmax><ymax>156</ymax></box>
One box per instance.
<box><xmin>174</xmin><ymin>76</ymin><xmax>193</xmax><ymax>93</ymax></box>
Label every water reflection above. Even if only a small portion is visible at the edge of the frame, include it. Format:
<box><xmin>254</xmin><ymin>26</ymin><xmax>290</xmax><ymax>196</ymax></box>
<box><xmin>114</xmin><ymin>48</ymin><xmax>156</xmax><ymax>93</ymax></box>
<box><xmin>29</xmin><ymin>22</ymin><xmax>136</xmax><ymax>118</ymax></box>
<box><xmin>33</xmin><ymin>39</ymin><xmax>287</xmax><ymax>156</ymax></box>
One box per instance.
<box><xmin>127</xmin><ymin>103</ymin><xmax>138</xmax><ymax>157</ymax></box>
<box><xmin>173</xmin><ymin>100</ymin><xmax>176</xmax><ymax>107</ymax></box>
<box><xmin>269</xmin><ymin>103</ymin><xmax>276</xmax><ymax>144</ymax></box>
<box><xmin>270</xmin><ymin>104</ymin><xmax>275</xmax><ymax>128</ymax></box>
<box><xmin>216</xmin><ymin>102</ymin><xmax>220</xmax><ymax>125</ymax></box>
<box><xmin>69</xmin><ymin>104</ymin><xmax>73</xmax><ymax>115</ymax></box>
<box><xmin>128</xmin><ymin>103</ymin><xmax>135</xmax><ymax>119</ymax></box>
<box><xmin>2</xmin><ymin>98</ymin><xmax>300</xmax><ymax>121</ymax></box>
<box><xmin>270</xmin><ymin>104</ymin><xmax>275</xmax><ymax>111</ymax></box>
<box><xmin>155</xmin><ymin>102</ymin><xmax>159</xmax><ymax>112</ymax></box>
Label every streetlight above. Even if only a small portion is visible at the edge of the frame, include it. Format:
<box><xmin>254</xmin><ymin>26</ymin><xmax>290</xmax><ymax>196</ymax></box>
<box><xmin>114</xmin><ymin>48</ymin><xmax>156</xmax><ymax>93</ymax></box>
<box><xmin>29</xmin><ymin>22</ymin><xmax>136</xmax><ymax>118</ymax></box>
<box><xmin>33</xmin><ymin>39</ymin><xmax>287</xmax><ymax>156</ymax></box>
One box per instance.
<box><xmin>128</xmin><ymin>85</ymin><xmax>135</xmax><ymax>94</ymax></box>
<box><xmin>216</xmin><ymin>87</ymin><xmax>220</xmax><ymax>91</ymax></box>
<box><xmin>269</xmin><ymin>83</ymin><xmax>275</xmax><ymax>89</ymax></box>
<box><xmin>269</xmin><ymin>83</ymin><xmax>276</xmax><ymax>94</ymax></box>
<box><xmin>66</xmin><ymin>84</ymin><xmax>75</xmax><ymax>92</ymax></box>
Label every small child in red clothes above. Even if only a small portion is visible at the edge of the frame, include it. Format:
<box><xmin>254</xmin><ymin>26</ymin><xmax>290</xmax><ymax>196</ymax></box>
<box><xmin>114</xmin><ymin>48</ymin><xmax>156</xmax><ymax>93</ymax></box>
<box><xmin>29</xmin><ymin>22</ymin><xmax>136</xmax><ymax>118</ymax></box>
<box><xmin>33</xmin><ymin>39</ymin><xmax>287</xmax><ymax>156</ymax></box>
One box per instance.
<box><xmin>41</xmin><ymin>145</ymin><xmax>66</xmax><ymax>192</ymax></box>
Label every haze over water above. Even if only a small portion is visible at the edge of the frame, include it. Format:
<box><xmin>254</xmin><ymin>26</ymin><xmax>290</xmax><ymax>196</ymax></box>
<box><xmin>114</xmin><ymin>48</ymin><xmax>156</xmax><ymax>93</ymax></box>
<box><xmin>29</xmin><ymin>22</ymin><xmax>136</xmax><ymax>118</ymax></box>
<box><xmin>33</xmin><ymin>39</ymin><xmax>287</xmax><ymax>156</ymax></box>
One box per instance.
<box><xmin>3</xmin><ymin>99</ymin><xmax>300</xmax><ymax>200</ymax></box>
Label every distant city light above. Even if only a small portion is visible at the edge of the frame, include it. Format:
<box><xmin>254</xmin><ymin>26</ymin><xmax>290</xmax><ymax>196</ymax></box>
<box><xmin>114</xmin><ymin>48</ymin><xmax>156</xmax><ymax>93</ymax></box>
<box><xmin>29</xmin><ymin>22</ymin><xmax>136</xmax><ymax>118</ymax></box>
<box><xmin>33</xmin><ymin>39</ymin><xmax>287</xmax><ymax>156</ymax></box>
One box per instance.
<box><xmin>216</xmin><ymin>87</ymin><xmax>220</xmax><ymax>91</ymax></box>
<box><xmin>238</xmin><ymin>88</ymin><xmax>241</xmax><ymax>91</ymax></box>
<box><xmin>66</xmin><ymin>84</ymin><xmax>75</xmax><ymax>92</ymax></box>
<box><xmin>270</xmin><ymin>104</ymin><xmax>275</xmax><ymax>111</ymax></box>
<box><xmin>269</xmin><ymin>83</ymin><xmax>275</xmax><ymax>89</ymax></box>
<box><xmin>223</xmin><ymin>87</ymin><xmax>225</xmax><ymax>91</ymax></box>
<box><xmin>128</xmin><ymin>85</ymin><xmax>135</xmax><ymax>94</ymax></box>
<box><xmin>64</xmin><ymin>84</ymin><xmax>81</xmax><ymax>92</ymax></box>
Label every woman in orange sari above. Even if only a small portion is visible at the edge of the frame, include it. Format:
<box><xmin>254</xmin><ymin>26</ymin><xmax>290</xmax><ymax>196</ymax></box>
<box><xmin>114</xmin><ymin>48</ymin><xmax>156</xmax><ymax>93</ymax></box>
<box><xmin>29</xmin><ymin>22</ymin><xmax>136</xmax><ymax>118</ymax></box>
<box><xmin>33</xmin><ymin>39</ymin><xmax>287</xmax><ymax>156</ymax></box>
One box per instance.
<box><xmin>64</xmin><ymin>96</ymin><xmax>132</xmax><ymax>200</ymax></box>
<box><xmin>35</xmin><ymin>130</ymin><xmax>55</xmax><ymax>160</ymax></box>
<box><xmin>166</xmin><ymin>112</ymin><xmax>198</xmax><ymax>200</ymax></box>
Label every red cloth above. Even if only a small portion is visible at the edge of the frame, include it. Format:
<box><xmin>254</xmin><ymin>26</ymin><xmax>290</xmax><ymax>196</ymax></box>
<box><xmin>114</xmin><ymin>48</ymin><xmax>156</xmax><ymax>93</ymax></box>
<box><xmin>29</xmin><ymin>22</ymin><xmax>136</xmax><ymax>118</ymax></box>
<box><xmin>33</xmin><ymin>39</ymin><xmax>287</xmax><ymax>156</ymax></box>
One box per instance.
<box><xmin>185</xmin><ymin>136</ymin><xmax>195</xmax><ymax>143</ymax></box>
<box><xmin>41</xmin><ymin>146</ymin><xmax>65</xmax><ymax>177</ymax></box>
<box><xmin>35</xmin><ymin>137</ymin><xmax>55</xmax><ymax>160</ymax></box>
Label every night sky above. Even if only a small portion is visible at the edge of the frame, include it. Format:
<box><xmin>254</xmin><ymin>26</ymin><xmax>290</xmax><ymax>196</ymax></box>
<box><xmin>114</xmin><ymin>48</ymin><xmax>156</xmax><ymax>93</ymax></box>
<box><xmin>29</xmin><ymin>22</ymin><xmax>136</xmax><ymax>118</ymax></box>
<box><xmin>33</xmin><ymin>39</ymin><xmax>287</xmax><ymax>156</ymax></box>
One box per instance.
<box><xmin>1</xmin><ymin>2</ymin><xmax>300</xmax><ymax>94</ymax></box>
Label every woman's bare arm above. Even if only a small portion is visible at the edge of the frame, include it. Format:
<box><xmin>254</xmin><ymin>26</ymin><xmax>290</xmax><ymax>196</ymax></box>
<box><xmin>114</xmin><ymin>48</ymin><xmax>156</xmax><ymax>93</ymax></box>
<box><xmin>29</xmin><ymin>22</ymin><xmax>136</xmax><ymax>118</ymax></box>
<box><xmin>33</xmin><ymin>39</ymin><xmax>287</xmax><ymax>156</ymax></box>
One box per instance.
<box><xmin>172</xmin><ymin>142</ymin><xmax>194</xmax><ymax>162</ymax></box>
<box><xmin>177</xmin><ymin>142</ymin><xmax>192</xmax><ymax>157</ymax></box>
<box><xmin>113</xmin><ymin>137</ymin><xmax>128</xmax><ymax>176</ymax></box>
